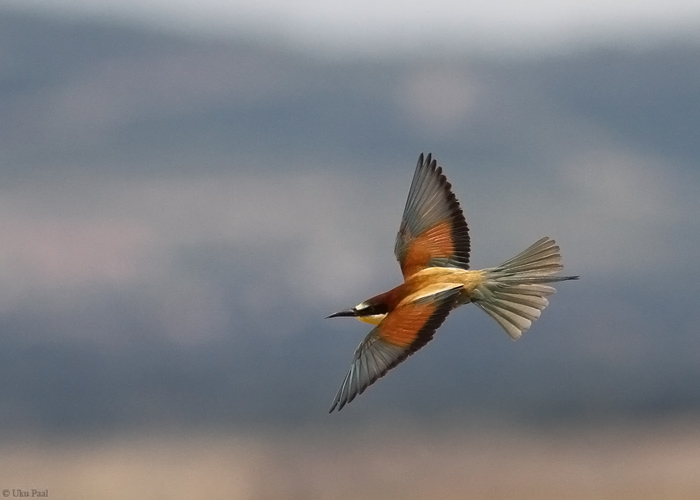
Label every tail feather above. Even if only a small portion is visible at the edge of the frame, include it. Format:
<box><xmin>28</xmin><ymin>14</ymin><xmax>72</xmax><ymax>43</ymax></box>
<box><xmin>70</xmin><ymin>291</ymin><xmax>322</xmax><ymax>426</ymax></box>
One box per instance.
<box><xmin>478</xmin><ymin>302</ymin><xmax>535</xmax><ymax>338</ymax></box>
<box><xmin>473</xmin><ymin>237</ymin><xmax>578</xmax><ymax>340</ymax></box>
<box><xmin>496</xmin><ymin>237</ymin><xmax>564</xmax><ymax>275</ymax></box>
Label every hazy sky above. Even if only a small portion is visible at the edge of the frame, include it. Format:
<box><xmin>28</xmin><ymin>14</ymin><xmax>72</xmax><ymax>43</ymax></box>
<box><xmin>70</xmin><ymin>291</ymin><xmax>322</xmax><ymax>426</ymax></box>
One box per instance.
<box><xmin>4</xmin><ymin>0</ymin><xmax>700</xmax><ymax>54</ymax></box>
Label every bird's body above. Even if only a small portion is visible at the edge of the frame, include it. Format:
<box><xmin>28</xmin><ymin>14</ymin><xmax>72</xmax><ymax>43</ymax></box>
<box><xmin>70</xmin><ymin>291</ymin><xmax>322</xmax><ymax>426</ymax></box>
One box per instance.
<box><xmin>327</xmin><ymin>154</ymin><xmax>578</xmax><ymax>412</ymax></box>
<box><xmin>354</xmin><ymin>267</ymin><xmax>484</xmax><ymax>326</ymax></box>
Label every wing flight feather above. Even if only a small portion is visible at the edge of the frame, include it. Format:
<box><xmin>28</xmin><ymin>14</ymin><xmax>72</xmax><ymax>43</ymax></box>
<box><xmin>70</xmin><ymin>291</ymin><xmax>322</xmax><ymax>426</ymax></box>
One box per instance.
<box><xmin>394</xmin><ymin>153</ymin><xmax>470</xmax><ymax>278</ymax></box>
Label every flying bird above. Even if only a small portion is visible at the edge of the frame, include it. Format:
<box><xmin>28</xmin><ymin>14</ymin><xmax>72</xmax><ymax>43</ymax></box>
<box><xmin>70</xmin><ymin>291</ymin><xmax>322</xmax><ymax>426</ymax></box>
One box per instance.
<box><xmin>327</xmin><ymin>153</ymin><xmax>578</xmax><ymax>412</ymax></box>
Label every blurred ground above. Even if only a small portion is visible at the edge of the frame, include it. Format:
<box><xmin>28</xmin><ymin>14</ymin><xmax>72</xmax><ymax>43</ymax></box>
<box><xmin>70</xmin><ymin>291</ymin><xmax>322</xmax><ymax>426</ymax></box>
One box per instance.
<box><xmin>3</xmin><ymin>419</ymin><xmax>700</xmax><ymax>499</ymax></box>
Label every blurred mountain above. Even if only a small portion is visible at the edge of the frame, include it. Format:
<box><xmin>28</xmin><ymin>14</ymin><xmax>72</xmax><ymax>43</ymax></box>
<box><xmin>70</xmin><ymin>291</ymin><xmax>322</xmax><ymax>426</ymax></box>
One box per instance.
<box><xmin>0</xmin><ymin>9</ymin><xmax>699</xmax><ymax>434</ymax></box>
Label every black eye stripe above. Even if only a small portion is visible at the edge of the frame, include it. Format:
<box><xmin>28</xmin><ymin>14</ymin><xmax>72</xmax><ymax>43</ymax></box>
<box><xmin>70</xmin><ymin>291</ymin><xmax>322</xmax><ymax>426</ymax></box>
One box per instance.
<box><xmin>356</xmin><ymin>304</ymin><xmax>388</xmax><ymax>316</ymax></box>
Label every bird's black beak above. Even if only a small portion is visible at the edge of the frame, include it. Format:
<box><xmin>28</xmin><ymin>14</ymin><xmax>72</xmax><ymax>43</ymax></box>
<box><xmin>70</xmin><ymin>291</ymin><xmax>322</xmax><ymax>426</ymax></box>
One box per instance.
<box><xmin>326</xmin><ymin>308</ymin><xmax>356</xmax><ymax>319</ymax></box>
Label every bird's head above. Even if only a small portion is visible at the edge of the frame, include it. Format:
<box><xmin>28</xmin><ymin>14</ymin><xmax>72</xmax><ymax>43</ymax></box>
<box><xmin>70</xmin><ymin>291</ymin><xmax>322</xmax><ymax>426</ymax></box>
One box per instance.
<box><xmin>327</xmin><ymin>297</ymin><xmax>389</xmax><ymax>325</ymax></box>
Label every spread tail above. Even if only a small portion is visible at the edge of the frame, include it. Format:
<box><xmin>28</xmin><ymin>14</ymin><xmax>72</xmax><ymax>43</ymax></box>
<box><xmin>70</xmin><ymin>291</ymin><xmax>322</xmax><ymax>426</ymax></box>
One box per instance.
<box><xmin>472</xmin><ymin>237</ymin><xmax>578</xmax><ymax>340</ymax></box>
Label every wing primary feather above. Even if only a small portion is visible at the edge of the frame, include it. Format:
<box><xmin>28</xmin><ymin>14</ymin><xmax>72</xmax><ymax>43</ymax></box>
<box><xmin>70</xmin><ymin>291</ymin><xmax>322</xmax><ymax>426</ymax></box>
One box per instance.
<box><xmin>352</xmin><ymin>360</ymin><xmax>362</xmax><ymax>402</ymax></box>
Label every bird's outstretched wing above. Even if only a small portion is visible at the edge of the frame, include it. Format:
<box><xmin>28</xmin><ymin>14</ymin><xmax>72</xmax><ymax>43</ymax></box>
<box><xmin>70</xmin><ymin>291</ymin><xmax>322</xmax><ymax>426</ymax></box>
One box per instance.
<box><xmin>394</xmin><ymin>153</ymin><xmax>470</xmax><ymax>278</ymax></box>
<box><xmin>329</xmin><ymin>285</ymin><xmax>462</xmax><ymax>412</ymax></box>
<box><xmin>394</xmin><ymin>153</ymin><xmax>470</xmax><ymax>279</ymax></box>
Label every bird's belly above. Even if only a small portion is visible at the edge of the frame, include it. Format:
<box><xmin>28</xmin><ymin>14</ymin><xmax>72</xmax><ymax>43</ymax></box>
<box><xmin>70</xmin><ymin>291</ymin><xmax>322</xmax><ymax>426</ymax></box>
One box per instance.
<box><xmin>411</xmin><ymin>267</ymin><xmax>483</xmax><ymax>286</ymax></box>
<box><xmin>406</xmin><ymin>267</ymin><xmax>484</xmax><ymax>304</ymax></box>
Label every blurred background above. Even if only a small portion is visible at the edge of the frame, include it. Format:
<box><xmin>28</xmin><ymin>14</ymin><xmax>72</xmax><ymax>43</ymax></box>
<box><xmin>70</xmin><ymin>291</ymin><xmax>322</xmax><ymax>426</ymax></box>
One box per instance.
<box><xmin>1</xmin><ymin>0</ymin><xmax>700</xmax><ymax>498</ymax></box>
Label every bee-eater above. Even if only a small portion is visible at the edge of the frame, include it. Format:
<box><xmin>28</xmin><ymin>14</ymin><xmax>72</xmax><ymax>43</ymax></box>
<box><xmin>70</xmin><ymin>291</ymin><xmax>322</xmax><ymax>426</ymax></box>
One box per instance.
<box><xmin>327</xmin><ymin>153</ymin><xmax>578</xmax><ymax>412</ymax></box>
